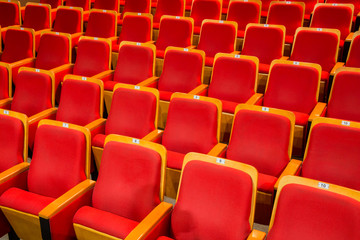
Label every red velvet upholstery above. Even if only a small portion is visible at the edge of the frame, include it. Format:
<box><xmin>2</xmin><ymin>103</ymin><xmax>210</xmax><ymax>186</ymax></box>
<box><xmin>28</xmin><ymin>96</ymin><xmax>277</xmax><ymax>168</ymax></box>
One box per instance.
<box><xmin>171</xmin><ymin>160</ymin><xmax>253</xmax><ymax>239</ymax></box>
<box><xmin>208</xmin><ymin>56</ymin><xmax>256</xmax><ymax>113</ymax></box>
<box><xmin>22</xmin><ymin>4</ymin><xmax>50</xmax><ymax>31</ymax></box>
<box><xmin>226</xmin><ymin>0</ymin><xmax>260</xmax><ymax>38</ymax></box>
<box><xmin>346</xmin><ymin>34</ymin><xmax>360</xmax><ymax>67</ymax></box>
<box><xmin>197</xmin><ymin>21</ymin><xmax>236</xmax><ymax>66</ymax></box>
<box><xmin>66</xmin><ymin>0</ymin><xmax>90</xmax><ymax>10</ymax></box>
<box><xmin>158</xmin><ymin>49</ymin><xmax>203</xmax><ymax>100</ymax></box>
<box><xmin>303</xmin><ymin>0</ymin><xmax>319</xmax><ymax>18</ymax></box>
<box><xmin>0</xmin><ymin>114</ymin><xmax>25</xmax><ymax>172</ymax></box>
<box><xmin>35</xmin><ymin>33</ymin><xmax>70</xmax><ymax>70</ymax></box>
<box><xmin>226</xmin><ymin>109</ymin><xmax>291</xmax><ymax>192</ymax></box>
<box><xmin>40</xmin><ymin>0</ymin><xmax>61</xmax><ymax>8</ymax></box>
<box><xmin>190</xmin><ymin>0</ymin><xmax>221</xmax><ymax>33</ymax></box>
<box><xmin>53</xmin><ymin>7</ymin><xmax>83</xmax><ymax>34</ymax></box>
<box><xmin>263</xmin><ymin>63</ymin><xmax>319</xmax><ymax>126</ymax></box>
<box><xmin>56</xmin><ymin>79</ymin><xmax>101</xmax><ymax>126</ymax></box>
<box><xmin>0</xmin><ymin>1</ymin><xmax>20</xmax><ymax>28</ymax></box>
<box><xmin>156</xmin><ymin>17</ymin><xmax>193</xmax><ymax>57</ymax></box>
<box><xmin>302</xmin><ymin>122</ymin><xmax>360</xmax><ymax>191</ymax></box>
<box><xmin>73</xmin><ymin>38</ymin><xmax>110</xmax><ymax>77</ymax></box>
<box><xmin>162</xmin><ymin>98</ymin><xmax>218</xmax><ymax>169</ymax></box>
<box><xmin>290</xmin><ymin>29</ymin><xmax>338</xmax><ymax>74</ymax></box>
<box><xmin>267</xmin><ymin>184</ymin><xmax>360</xmax><ymax>240</ymax></box>
<box><xmin>93</xmin><ymin>87</ymin><xmax>156</xmax><ymax>148</ymax></box>
<box><xmin>260</xmin><ymin>0</ymin><xmax>271</xmax><ymax>16</ymax></box>
<box><xmin>74</xmin><ymin>140</ymin><xmax>162</xmax><ymax>238</ymax></box>
<box><xmin>93</xmin><ymin>0</ymin><xmax>119</xmax><ymax>11</ymax></box>
<box><xmin>121</xmin><ymin>0</ymin><xmax>150</xmax><ymax>18</ymax></box>
<box><xmin>267</xmin><ymin>2</ymin><xmax>304</xmax><ymax>44</ymax></box>
<box><xmin>153</xmin><ymin>0</ymin><xmax>185</xmax><ymax>25</ymax></box>
<box><xmin>326</xmin><ymin>0</ymin><xmax>360</xmax><ymax>18</ymax></box>
<box><xmin>116</xmin><ymin>14</ymin><xmax>152</xmax><ymax>50</ymax></box>
<box><xmin>11</xmin><ymin>71</ymin><xmax>53</xmax><ymax>117</ymax></box>
<box><xmin>1</xmin><ymin>28</ymin><xmax>34</xmax><ymax>64</ymax></box>
<box><xmin>241</xmin><ymin>25</ymin><xmax>284</xmax><ymax>73</ymax></box>
<box><xmin>311</xmin><ymin>4</ymin><xmax>352</xmax><ymax>45</ymax></box>
<box><xmin>327</xmin><ymin>70</ymin><xmax>360</xmax><ymax>122</ymax></box>
<box><xmin>85</xmin><ymin>11</ymin><xmax>116</xmax><ymax>39</ymax></box>
<box><xmin>0</xmin><ymin>66</ymin><xmax>9</xmax><ymax>100</ymax></box>
<box><xmin>106</xmin><ymin>44</ymin><xmax>154</xmax><ymax>90</ymax></box>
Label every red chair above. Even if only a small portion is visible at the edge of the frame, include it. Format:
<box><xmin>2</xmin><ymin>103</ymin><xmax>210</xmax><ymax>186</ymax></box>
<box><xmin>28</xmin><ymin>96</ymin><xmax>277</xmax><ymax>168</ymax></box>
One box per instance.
<box><xmin>344</xmin><ymin>31</ymin><xmax>360</xmax><ymax>67</ymax></box>
<box><xmin>0</xmin><ymin>0</ymin><xmax>21</xmax><ymax>41</ymax></box>
<box><xmin>260</xmin><ymin>176</ymin><xmax>360</xmax><ymax>240</ymax></box>
<box><xmin>152</xmin><ymin>0</ymin><xmax>185</xmax><ymax>29</ymax></box>
<box><xmin>74</xmin><ymin>135</ymin><xmax>166</xmax><ymax>239</ymax></box>
<box><xmin>303</xmin><ymin>0</ymin><xmax>320</xmax><ymax>21</ymax></box>
<box><xmin>326</xmin><ymin>0</ymin><xmax>359</xmax><ymax>25</ymax></box>
<box><xmin>0</xmin><ymin>120</ymin><xmax>94</xmax><ymax>239</ymax></box>
<box><xmin>0</xmin><ymin>63</ymin><xmax>13</xmax><ymax>109</ymax></box>
<box><xmin>119</xmin><ymin>0</ymin><xmax>150</xmax><ymax>20</ymax></box>
<box><xmin>123</xmin><ymin>153</ymin><xmax>264</xmax><ymax>240</ymax></box>
<box><xmin>190</xmin><ymin>0</ymin><xmax>222</xmax><ymax>34</ymax></box>
<box><xmin>65</xmin><ymin>0</ymin><xmax>91</xmax><ymax>11</ymax></box>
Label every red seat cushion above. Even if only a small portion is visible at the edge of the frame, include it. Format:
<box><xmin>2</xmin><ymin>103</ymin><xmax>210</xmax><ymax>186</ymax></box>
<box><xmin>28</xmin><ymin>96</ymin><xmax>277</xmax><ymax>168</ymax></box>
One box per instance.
<box><xmin>285</xmin><ymin>35</ymin><xmax>294</xmax><ymax>44</ymax></box>
<box><xmin>166</xmin><ymin>150</ymin><xmax>185</xmax><ymax>170</ymax></box>
<box><xmin>205</xmin><ymin>56</ymin><xmax>214</xmax><ymax>66</ymax></box>
<box><xmin>221</xmin><ymin>100</ymin><xmax>238</xmax><ymax>114</ymax></box>
<box><xmin>258</xmin><ymin>172</ymin><xmax>277</xmax><ymax>193</ymax></box>
<box><xmin>104</xmin><ymin>81</ymin><xmax>118</xmax><ymax>91</ymax></box>
<box><xmin>258</xmin><ymin>63</ymin><xmax>270</xmax><ymax>74</ymax></box>
<box><xmin>157</xmin><ymin>237</ymin><xmax>174</xmax><ymax>240</ymax></box>
<box><xmin>159</xmin><ymin>90</ymin><xmax>173</xmax><ymax>101</ymax></box>
<box><xmin>0</xmin><ymin>187</ymin><xmax>54</xmax><ymax>216</ymax></box>
<box><xmin>73</xmin><ymin>206</ymin><xmax>138</xmax><ymax>239</ymax></box>
<box><xmin>292</xmin><ymin>111</ymin><xmax>309</xmax><ymax>126</ymax></box>
<box><xmin>92</xmin><ymin>134</ymin><xmax>106</xmax><ymax>148</ymax></box>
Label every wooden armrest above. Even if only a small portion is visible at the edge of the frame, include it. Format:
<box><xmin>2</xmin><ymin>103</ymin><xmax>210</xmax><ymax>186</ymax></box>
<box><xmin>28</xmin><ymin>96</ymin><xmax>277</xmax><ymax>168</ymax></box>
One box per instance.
<box><xmin>0</xmin><ymin>162</ymin><xmax>30</xmax><ymax>185</ymax></box>
<box><xmin>39</xmin><ymin>179</ymin><xmax>95</xmax><ymax>219</ymax></box>
<box><xmin>142</xmin><ymin>130</ymin><xmax>164</xmax><ymax>142</ymax></box>
<box><xmin>231</xmin><ymin>51</ymin><xmax>241</xmax><ymax>55</ymax></box>
<box><xmin>346</xmin><ymin>32</ymin><xmax>354</xmax><ymax>42</ymax></box>
<box><xmin>146</xmin><ymin>40</ymin><xmax>156</xmax><ymax>44</ymax></box>
<box><xmin>308</xmin><ymin>102</ymin><xmax>326</xmax><ymax>121</ymax></box>
<box><xmin>186</xmin><ymin>45</ymin><xmax>197</xmax><ymax>49</ymax></box>
<box><xmin>125</xmin><ymin>202</ymin><xmax>173</xmax><ymax>240</ymax></box>
<box><xmin>92</xmin><ymin>70</ymin><xmax>115</xmax><ymax>80</ymax></box>
<box><xmin>84</xmin><ymin>118</ymin><xmax>106</xmax><ymax>131</ymax></box>
<box><xmin>137</xmin><ymin>76</ymin><xmax>160</xmax><ymax>87</ymax></box>
<box><xmin>51</xmin><ymin>63</ymin><xmax>74</xmax><ymax>74</ymax></box>
<box><xmin>71</xmin><ymin>32</ymin><xmax>84</xmax><ymax>38</ymax></box>
<box><xmin>207</xmin><ymin>143</ymin><xmax>227</xmax><ymax>157</ymax></box>
<box><xmin>246</xmin><ymin>229</ymin><xmax>267</xmax><ymax>240</ymax></box>
<box><xmin>28</xmin><ymin>108</ymin><xmax>58</xmax><ymax>125</ymax></box>
<box><xmin>0</xmin><ymin>98</ymin><xmax>13</xmax><ymax>108</ymax></box>
<box><xmin>34</xmin><ymin>29</ymin><xmax>52</xmax><ymax>36</ymax></box>
<box><xmin>188</xmin><ymin>84</ymin><xmax>208</xmax><ymax>95</ymax></box>
<box><xmin>280</xmin><ymin>56</ymin><xmax>289</xmax><ymax>60</ymax></box>
<box><xmin>245</xmin><ymin>93</ymin><xmax>263</xmax><ymax>105</ymax></box>
<box><xmin>108</xmin><ymin>36</ymin><xmax>118</xmax><ymax>42</ymax></box>
<box><xmin>330</xmin><ymin>62</ymin><xmax>345</xmax><ymax>75</ymax></box>
<box><xmin>8</xmin><ymin>58</ymin><xmax>36</xmax><ymax>68</ymax></box>
<box><xmin>274</xmin><ymin>159</ymin><xmax>302</xmax><ymax>190</ymax></box>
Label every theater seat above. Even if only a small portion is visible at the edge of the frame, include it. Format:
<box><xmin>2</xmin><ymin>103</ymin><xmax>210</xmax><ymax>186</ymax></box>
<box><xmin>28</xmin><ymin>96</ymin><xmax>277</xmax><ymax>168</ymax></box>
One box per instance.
<box><xmin>0</xmin><ymin>63</ymin><xmax>12</xmax><ymax>109</ymax></box>
<box><xmin>119</xmin><ymin>0</ymin><xmax>150</xmax><ymax>20</ymax></box>
<box><xmin>153</xmin><ymin>0</ymin><xmax>185</xmax><ymax>29</ymax></box>
<box><xmin>124</xmin><ymin>153</ymin><xmax>265</xmax><ymax>240</ymax></box>
<box><xmin>262</xmin><ymin>176</ymin><xmax>360</xmax><ymax>240</ymax></box>
<box><xmin>190</xmin><ymin>0</ymin><xmax>222</xmax><ymax>34</ymax></box>
<box><xmin>65</xmin><ymin>0</ymin><xmax>91</xmax><ymax>11</ymax></box>
<box><xmin>344</xmin><ymin>31</ymin><xmax>360</xmax><ymax>68</ymax></box>
<box><xmin>0</xmin><ymin>0</ymin><xmax>21</xmax><ymax>42</ymax></box>
<box><xmin>0</xmin><ymin>120</ymin><xmax>94</xmax><ymax>240</ymax></box>
<box><xmin>91</xmin><ymin>83</ymin><xmax>161</xmax><ymax>170</ymax></box>
<box><xmin>83</xmin><ymin>0</ymin><xmax>120</xmax><ymax>21</ymax></box>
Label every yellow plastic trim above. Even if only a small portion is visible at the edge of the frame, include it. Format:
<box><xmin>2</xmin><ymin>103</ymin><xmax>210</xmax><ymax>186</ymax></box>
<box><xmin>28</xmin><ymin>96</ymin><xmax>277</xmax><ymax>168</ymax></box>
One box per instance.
<box><xmin>159</xmin><ymin>15</ymin><xmax>194</xmax><ymax>45</ymax></box>
<box><xmin>227</xmin><ymin>0</ymin><xmax>262</xmax><ymax>23</ymax></box>
<box><xmin>104</xmin><ymin>134</ymin><xmax>167</xmax><ymax>202</ymax></box>
<box><xmin>123</xmin><ymin>12</ymin><xmax>153</xmax><ymax>40</ymax></box>
<box><xmin>247</xmin><ymin>229</ymin><xmax>267</xmax><ymax>240</ymax></box>
<box><xmin>7</xmin><ymin>26</ymin><xmax>36</xmax><ymax>57</ymax></box>
<box><xmin>267</xmin><ymin>1</ymin><xmax>305</xmax><ymax>27</ymax></box>
<box><xmin>38</xmin><ymin>119</ymin><xmax>91</xmax><ymax>179</ymax></box>
<box><xmin>170</xmin><ymin>92</ymin><xmax>222</xmax><ymax>142</ymax></box>
<box><xmin>40</xmin><ymin>31</ymin><xmax>72</xmax><ymax>63</ymax></box>
<box><xmin>78</xmin><ymin>36</ymin><xmax>112</xmax><ymax>70</ymax></box>
<box><xmin>181</xmin><ymin>152</ymin><xmax>258</xmax><ymax>229</ymax></box>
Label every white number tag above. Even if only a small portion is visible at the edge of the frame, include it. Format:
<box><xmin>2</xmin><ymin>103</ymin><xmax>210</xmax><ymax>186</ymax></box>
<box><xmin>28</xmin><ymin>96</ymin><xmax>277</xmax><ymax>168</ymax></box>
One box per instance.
<box><xmin>318</xmin><ymin>182</ymin><xmax>329</xmax><ymax>190</ymax></box>
<box><xmin>132</xmin><ymin>138</ymin><xmax>140</xmax><ymax>144</ymax></box>
<box><xmin>216</xmin><ymin>158</ymin><xmax>226</xmax><ymax>164</ymax></box>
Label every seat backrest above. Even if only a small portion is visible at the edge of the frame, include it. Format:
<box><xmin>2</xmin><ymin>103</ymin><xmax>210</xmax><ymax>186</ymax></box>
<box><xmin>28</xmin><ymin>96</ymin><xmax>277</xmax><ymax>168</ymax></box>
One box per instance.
<box><xmin>158</xmin><ymin>47</ymin><xmax>205</xmax><ymax>93</ymax></box>
<box><xmin>162</xmin><ymin>93</ymin><xmax>220</xmax><ymax>154</ymax></box>
<box><xmin>11</xmin><ymin>68</ymin><xmax>54</xmax><ymax>117</ymax></box>
<box><xmin>0</xmin><ymin>63</ymin><xmax>11</xmax><ymax>100</ymax></box>
<box><xmin>172</xmin><ymin>153</ymin><xmax>258</xmax><ymax>240</ymax></box>
<box><xmin>113</xmin><ymin>42</ymin><xmax>155</xmax><ymax>85</ymax></box>
<box><xmin>118</xmin><ymin>12</ymin><xmax>152</xmax><ymax>43</ymax></box>
<box><xmin>65</xmin><ymin>0</ymin><xmax>91</xmax><ymax>11</ymax></box>
<box><xmin>121</xmin><ymin>0</ymin><xmax>150</xmax><ymax>18</ymax></box>
<box><xmin>53</xmin><ymin>6</ymin><xmax>83</xmax><ymax>34</ymax></box>
<box><xmin>0</xmin><ymin>110</ymin><xmax>27</xmax><ymax>172</ymax></box>
<box><xmin>56</xmin><ymin>76</ymin><xmax>103</xmax><ymax>126</ymax></box>
<box><xmin>106</xmin><ymin>84</ymin><xmax>158</xmax><ymax>138</ymax></box>
<box><xmin>242</xmin><ymin>23</ymin><xmax>285</xmax><ymax>65</ymax></box>
<box><xmin>40</xmin><ymin>0</ymin><xmax>61</xmax><ymax>8</ymax></box>
<box><xmin>303</xmin><ymin>0</ymin><xmax>319</xmax><ymax>16</ymax></box>
<box><xmin>310</xmin><ymin>3</ymin><xmax>353</xmax><ymax>40</ymax></box>
<box><xmin>93</xmin><ymin>0</ymin><xmax>120</xmax><ymax>12</ymax></box>
<box><xmin>153</xmin><ymin>0</ymin><xmax>185</xmax><ymax>23</ymax></box>
<box><xmin>190</xmin><ymin>0</ymin><xmax>222</xmax><ymax>27</ymax></box>
<box><xmin>85</xmin><ymin>10</ymin><xmax>117</xmax><ymax>38</ymax></box>
<box><xmin>267</xmin><ymin>176</ymin><xmax>360</xmax><ymax>240</ymax></box>
<box><xmin>326</xmin><ymin>0</ymin><xmax>360</xmax><ymax>17</ymax></box>
<box><xmin>73</xmin><ymin>37</ymin><xmax>111</xmax><ymax>77</ymax></box>
<box><xmin>302</xmin><ymin>118</ymin><xmax>360</xmax><ymax>191</ymax></box>
<box><xmin>22</xmin><ymin>3</ymin><xmax>51</xmax><ymax>31</ymax></box>
<box><xmin>290</xmin><ymin>27</ymin><xmax>340</xmax><ymax>72</ymax></box>
<box><xmin>0</xmin><ymin>0</ymin><xmax>21</xmax><ymax>28</ymax></box>
<box><xmin>156</xmin><ymin>16</ymin><xmax>193</xmax><ymax>51</ymax></box>
<box><xmin>92</xmin><ymin>135</ymin><xmax>165</xmax><ymax>221</ymax></box>
<box><xmin>227</xmin><ymin>105</ymin><xmax>294</xmax><ymax>177</ymax></box>
<box><xmin>327</xmin><ymin>68</ymin><xmax>360</xmax><ymax>122</ymax></box>
<box><xmin>267</xmin><ymin>1</ymin><xmax>304</xmax><ymax>38</ymax></box>
<box><xmin>208</xmin><ymin>53</ymin><xmax>258</xmax><ymax>103</ymax></box>
<box><xmin>346</xmin><ymin>31</ymin><xmax>360</xmax><ymax>68</ymax></box>
<box><xmin>35</xmin><ymin>32</ymin><xmax>71</xmax><ymax>70</ymax></box>
<box><xmin>263</xmin><ymin>60</ymin><xmax>320</xmax><ymax>114</ymax></box>
<box><xmin>28</xmin><ymin>120</ymin><xmax>90</xmax><ymax>198</ymax></box>
<box><xmin>1</xmin><ymin>27</ymin><xmax>35</xmax><ymax>63</ymax></box>
<box><xmin>197</xmin><ymin>20</ymin><xmax>237</xmax><ymax>58</ymax></box>
<box><xmin>226</xmin><ymin>0</ymin><xmax>261</xmax><ymax>33</ymax></box>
